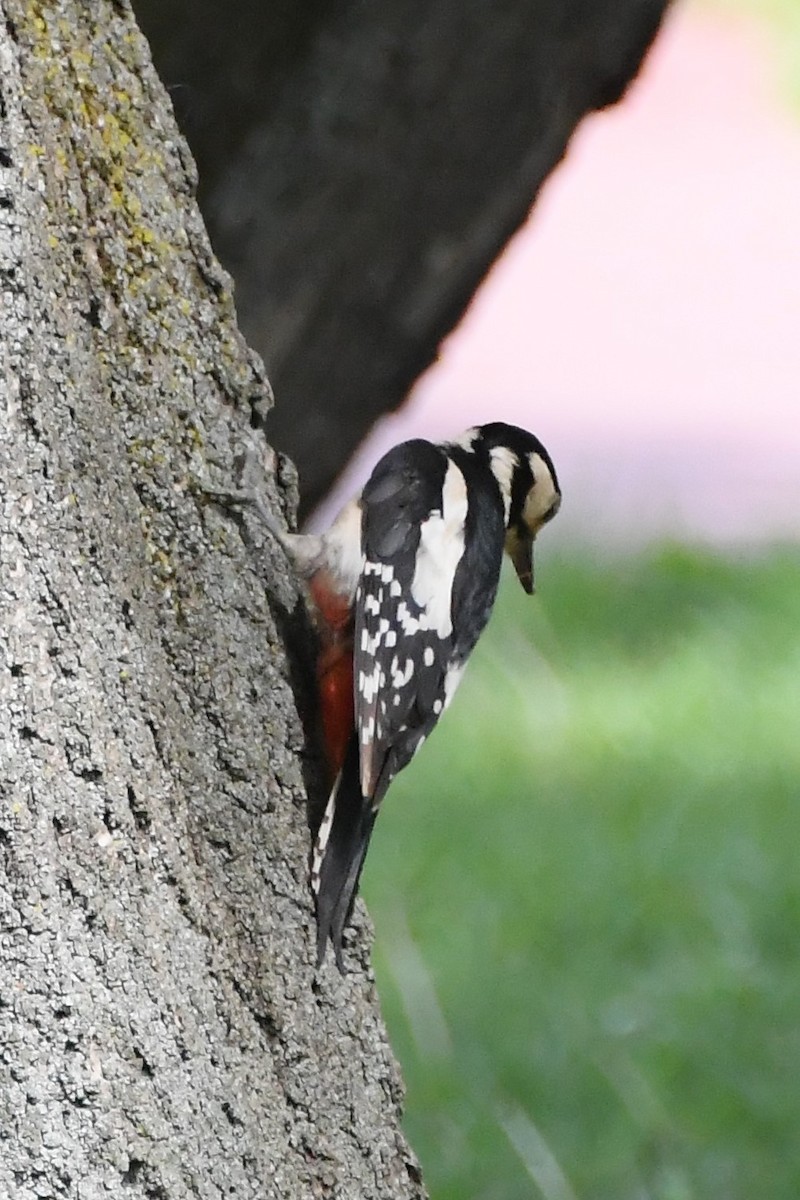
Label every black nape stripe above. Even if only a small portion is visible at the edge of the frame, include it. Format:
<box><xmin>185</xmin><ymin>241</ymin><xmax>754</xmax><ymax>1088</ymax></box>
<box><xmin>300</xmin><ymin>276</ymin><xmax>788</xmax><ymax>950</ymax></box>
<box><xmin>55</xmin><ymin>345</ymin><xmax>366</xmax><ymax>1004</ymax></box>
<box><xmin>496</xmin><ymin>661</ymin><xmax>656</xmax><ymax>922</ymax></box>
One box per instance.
<box><xmin>508</xmin><ymin>454</ymin><xmax>534</xmax><ymax>531</ymax></box>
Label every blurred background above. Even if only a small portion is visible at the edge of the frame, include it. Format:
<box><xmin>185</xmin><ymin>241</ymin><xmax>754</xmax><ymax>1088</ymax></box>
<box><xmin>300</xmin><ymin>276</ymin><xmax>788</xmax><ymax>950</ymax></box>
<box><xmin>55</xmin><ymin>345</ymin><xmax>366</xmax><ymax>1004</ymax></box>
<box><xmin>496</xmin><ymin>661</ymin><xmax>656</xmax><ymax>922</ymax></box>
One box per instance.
<box><xmin>332</xmin><ymin>3</ymin><xmax>800</xmax><ymax>1198</ymax></box>
<box><xmin>139</xmin><ymin>0</ymin><xmax>799</xmax><ymax>1194</ymax></box>
<box><xmin>322</xmin><ymin>1</ymin><xmax>800</xmax><ymax>547</ymax></box>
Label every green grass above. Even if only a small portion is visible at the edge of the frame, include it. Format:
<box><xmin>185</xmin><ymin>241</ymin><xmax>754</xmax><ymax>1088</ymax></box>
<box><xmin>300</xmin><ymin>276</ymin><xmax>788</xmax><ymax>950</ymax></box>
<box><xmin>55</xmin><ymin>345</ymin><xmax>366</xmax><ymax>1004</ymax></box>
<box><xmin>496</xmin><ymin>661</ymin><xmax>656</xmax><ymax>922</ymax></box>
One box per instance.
<box><xmin>362</xmin><ymin>545</ymin><xmax>800</xmax><ymax>1200</ymax></box>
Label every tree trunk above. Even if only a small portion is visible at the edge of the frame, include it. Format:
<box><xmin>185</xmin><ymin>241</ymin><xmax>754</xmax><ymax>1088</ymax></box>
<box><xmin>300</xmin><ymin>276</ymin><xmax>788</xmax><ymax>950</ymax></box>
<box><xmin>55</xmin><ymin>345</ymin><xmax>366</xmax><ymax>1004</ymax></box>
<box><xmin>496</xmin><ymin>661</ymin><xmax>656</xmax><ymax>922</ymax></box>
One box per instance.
<box><xmin>134</xmin><ymin>0</ymin><xmax>670</xmax><ymax>515</ymax></box>
<box><xmin>0</xmin><ymin>3</ymin><xmax>423</xmax><ymax>1197</ymax></box>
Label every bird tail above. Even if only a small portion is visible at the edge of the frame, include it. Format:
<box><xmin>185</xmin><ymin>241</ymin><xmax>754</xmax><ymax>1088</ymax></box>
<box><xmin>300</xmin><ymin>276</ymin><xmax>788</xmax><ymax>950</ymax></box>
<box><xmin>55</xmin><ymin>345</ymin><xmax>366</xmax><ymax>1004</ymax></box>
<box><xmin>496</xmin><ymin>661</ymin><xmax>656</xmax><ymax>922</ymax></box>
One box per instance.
<box><xmin>311</xmin><ymin>733</ymin><xmax>376</xmax><ymax>971</ymax></box>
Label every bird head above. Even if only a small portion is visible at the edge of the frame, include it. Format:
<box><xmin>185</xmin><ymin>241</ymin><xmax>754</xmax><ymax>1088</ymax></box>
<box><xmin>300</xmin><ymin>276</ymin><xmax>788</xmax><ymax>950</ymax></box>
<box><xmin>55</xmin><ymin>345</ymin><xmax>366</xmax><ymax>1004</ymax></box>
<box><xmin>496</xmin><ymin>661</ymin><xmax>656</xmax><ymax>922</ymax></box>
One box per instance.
<box><xmin>477</xmin><ymin>422</ymin><xmax>561</xmax><ymax>594</ymax></box>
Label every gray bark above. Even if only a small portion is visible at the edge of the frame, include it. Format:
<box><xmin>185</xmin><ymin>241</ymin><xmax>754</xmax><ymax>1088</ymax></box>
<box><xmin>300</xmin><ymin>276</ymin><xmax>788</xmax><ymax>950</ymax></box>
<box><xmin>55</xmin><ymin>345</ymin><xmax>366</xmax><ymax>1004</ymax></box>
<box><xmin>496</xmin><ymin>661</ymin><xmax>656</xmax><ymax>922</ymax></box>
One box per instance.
<box><xmin>135</xmin><ymin>0</ymin><xmax>670</xmax><ymax>516</ymax></box>
<box><xmin>0</xmin><ymin>3</ymin><xmax>423</xmax><ymax>1197</ymax></box>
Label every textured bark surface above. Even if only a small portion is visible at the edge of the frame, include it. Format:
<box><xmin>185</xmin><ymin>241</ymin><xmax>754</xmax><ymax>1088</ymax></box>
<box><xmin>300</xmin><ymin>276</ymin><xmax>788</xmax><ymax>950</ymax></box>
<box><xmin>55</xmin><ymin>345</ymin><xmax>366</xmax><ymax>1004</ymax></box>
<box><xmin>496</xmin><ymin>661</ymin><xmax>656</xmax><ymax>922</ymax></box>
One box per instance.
<box><xmin>135</xmin><ymin>0</ymin><xmax>670</xmax><ymax>515</ymax></box>
<box><xmin>0</xmin><ymin>3</ymin><xmax>423</xmax><ymax>1197</ymax></box>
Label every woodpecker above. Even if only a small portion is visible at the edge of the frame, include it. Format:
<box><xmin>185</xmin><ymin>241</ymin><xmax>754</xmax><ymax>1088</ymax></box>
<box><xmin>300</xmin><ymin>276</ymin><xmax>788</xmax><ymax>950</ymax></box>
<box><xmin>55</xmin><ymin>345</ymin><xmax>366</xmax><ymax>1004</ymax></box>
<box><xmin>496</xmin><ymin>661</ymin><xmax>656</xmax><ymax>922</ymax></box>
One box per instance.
<box><xmin>260</xmin><ymin>422</ymin><xmax>560</xmax><ymax>969</ymax></box>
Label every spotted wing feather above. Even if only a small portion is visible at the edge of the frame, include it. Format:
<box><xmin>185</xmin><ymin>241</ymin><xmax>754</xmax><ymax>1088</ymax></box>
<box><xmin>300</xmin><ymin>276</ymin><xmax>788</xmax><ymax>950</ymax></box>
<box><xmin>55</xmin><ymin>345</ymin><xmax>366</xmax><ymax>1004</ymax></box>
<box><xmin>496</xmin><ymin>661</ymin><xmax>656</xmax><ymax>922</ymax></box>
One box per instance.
<box><xmin>355</xmin><ymin>439</ymin><xmax>473</xmax><ymax>804</ymax></box>
<box><xmin>313</xmin><ymin>436</ymin><xmax>509</xmax><ymax>969</ymax></box>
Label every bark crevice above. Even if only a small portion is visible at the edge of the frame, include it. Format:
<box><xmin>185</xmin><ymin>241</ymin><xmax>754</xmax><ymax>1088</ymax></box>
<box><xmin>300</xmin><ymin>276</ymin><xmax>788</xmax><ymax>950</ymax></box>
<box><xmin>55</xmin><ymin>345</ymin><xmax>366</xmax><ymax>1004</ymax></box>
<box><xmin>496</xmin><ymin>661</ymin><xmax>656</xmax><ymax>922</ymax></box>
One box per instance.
<box><xmin>0</xmin><ymin>4</ymin><xmax>423</xmax><ymax>1197</ymax></box>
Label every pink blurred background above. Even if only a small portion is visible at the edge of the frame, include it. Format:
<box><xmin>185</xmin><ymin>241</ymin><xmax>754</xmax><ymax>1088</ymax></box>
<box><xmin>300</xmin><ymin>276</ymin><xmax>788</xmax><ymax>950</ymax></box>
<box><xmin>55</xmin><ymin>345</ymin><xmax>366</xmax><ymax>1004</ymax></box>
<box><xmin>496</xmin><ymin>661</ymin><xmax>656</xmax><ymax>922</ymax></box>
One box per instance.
<box><xmin>320</xmin><ymin>5</ymin><xmax>800</xmax><ymax>547</ymax></box>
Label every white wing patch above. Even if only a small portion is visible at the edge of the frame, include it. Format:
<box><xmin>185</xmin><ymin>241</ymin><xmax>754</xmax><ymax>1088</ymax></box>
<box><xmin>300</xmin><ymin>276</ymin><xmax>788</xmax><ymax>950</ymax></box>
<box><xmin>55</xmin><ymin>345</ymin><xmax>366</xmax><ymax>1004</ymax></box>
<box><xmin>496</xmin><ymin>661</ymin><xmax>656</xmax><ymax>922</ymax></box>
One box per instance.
<box><xmin>410</xmin><ymin>459</ymin><xmax>468</xmax><ymax>638</ymax></box>
<box><xmin>390</xmin><ymin>657</ymin><xmax>414</xmax><ymax>688</ymax></box>
<box><xmin>355</xmin><ymin>458</ymin><xmax>472</xmax><ymax>799</ymax></box>
<box><xmin>357</xmin><ymin>562</ymin><xmax>401</xmax><ymax>793</ymax></box>
<box><xmin>397</xmin><ymin>601</ymin><xmax>425</xmax><ymax>636</ymax></box>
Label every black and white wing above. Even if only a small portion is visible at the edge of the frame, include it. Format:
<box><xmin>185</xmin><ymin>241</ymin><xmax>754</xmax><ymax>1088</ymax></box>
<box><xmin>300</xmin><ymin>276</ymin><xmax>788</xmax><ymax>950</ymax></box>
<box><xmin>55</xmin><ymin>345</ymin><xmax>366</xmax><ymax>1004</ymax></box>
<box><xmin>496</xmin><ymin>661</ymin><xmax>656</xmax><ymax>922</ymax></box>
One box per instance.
<box><xmin>313</xmin><ymin>436</ymin><xmax>508</xmax><ymax>967</ymax></box>
<box><xmin>354</xmin><ymin>438</ymin><xmax>505</xmax><ymax>806</ymax></box>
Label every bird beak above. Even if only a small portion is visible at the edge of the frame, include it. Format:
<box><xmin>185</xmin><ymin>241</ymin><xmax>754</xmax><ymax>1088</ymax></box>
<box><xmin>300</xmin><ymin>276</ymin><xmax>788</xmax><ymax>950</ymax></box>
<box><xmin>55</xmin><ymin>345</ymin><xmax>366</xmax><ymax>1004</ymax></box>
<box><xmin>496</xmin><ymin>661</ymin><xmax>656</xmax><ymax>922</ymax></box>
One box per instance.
<box><xmin>509</xmin><ymin>534</ymin><xmax>535</xmax><ymax>595</ymax></box>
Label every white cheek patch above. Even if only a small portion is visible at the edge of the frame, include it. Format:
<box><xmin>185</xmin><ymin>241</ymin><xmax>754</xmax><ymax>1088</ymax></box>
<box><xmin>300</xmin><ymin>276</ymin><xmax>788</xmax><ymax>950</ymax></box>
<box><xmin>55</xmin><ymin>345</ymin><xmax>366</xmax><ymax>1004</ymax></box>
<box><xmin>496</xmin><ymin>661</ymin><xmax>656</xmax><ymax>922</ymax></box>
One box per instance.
<box><xmin>410</xmin><ymin>459</ymin><xmax>468</xmax><ymax>638</ymax></box>
<box><xmin>523</xmin><ymin>452</ymin><xmax>560</xmax><ymax>529</ymax></box>
<box><xmin>488</xmin><ymin>445</ymin><xmax>518</xmax><ymax>523</ymax></box>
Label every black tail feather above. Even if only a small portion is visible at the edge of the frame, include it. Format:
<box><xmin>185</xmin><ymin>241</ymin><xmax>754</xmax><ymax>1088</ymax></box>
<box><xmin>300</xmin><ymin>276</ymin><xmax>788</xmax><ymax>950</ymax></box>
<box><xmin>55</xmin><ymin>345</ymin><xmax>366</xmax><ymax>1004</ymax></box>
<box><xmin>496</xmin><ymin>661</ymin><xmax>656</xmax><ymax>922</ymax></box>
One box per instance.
<box><xmin>314</xmin><ymin>734</ymin><xmax>377</xmax><ymax>970</ymax></box>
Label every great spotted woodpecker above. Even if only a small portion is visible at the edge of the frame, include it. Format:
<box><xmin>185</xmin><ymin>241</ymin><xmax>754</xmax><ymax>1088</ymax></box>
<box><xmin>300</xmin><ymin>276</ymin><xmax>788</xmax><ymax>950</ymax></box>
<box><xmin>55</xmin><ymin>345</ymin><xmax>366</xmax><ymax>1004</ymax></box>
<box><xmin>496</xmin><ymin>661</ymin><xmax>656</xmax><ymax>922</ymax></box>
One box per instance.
<box><xmin>261</xmin><ymin>422</ymin><xmax>560</xmax><ymax>969</ymax></box>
